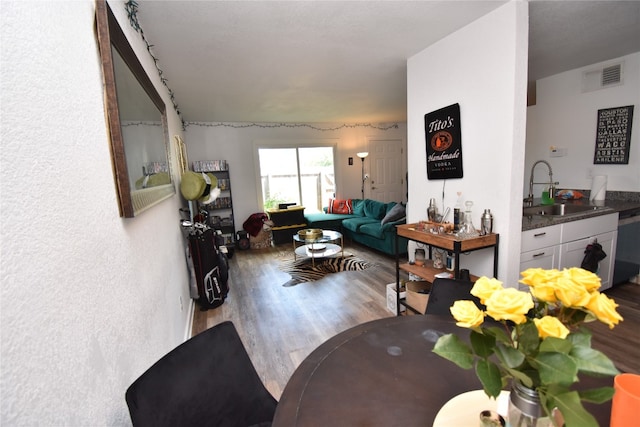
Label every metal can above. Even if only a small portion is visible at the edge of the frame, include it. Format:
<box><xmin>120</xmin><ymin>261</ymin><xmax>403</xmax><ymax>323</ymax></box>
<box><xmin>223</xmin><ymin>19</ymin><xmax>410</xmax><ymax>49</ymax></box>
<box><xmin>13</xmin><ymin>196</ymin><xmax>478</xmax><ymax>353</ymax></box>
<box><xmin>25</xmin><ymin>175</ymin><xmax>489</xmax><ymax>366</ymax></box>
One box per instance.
<box><xmin>481</xmin><ymin>209</ymin><xmax>494</xmax><ymax>235</ymax></box>
<box><xmin>445</xmin><ymin>253</ymin><xmax>455</xmax><ymax>271</ymax></box>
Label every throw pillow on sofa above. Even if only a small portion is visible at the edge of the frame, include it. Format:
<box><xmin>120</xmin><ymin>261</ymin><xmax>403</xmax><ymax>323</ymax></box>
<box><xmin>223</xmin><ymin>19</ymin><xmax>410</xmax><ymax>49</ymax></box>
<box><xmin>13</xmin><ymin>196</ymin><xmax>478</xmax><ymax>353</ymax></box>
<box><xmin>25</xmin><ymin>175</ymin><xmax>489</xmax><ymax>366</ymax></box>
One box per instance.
<box><xmin>381</xmin><ymin>203</ymin><xmax>406</xmax><ymax>225</ymax></box>
<box><xmin>328</xmin><ymin>198</ymin><xmax>353</xmax><ymax>214</ymax></box>
<box><xmin>363</xmin><ymin>199</ymin><xmax>387</xmax><ymax>220</ymax></box>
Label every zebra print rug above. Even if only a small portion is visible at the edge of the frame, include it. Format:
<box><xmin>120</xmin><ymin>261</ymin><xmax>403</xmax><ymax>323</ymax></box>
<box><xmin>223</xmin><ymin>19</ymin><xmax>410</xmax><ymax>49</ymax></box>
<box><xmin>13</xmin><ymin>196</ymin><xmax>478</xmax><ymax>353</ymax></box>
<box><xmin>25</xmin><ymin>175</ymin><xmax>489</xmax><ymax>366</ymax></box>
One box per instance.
<box><xmin>279</xmin><ymin>255</ymin><xmax>371</xmax><ymax>287</ymax></box>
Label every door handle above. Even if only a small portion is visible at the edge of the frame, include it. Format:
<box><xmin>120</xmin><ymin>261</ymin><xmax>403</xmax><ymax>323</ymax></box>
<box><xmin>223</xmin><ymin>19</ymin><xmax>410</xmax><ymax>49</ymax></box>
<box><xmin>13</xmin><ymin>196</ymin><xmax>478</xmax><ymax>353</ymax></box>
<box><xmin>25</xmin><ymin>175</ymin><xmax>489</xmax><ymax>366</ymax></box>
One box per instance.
<box><xmin>371</xmin><ymin>186</ymin><xmax>377</xmax><ymax>190</ymax></box>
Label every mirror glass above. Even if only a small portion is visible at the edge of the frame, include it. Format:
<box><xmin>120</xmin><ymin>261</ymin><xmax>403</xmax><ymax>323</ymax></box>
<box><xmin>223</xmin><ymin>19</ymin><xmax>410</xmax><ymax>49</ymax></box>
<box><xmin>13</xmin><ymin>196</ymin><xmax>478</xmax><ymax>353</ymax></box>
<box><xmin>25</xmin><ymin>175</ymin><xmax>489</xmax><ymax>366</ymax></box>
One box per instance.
<box><xmin>96</xmin><ymin>0</ymin><xmax>175</xmax><ymax>217</ymax></box>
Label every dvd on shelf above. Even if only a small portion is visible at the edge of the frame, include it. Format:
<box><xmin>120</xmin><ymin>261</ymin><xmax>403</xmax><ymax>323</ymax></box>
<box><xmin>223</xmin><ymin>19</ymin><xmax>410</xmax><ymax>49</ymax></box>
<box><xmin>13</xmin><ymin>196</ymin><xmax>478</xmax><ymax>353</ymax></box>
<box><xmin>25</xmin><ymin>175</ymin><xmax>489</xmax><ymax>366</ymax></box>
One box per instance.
<box><xmin>192</xmin><ymin>160</ymin><xmax>228</xmax><ymax>172</ymax></box>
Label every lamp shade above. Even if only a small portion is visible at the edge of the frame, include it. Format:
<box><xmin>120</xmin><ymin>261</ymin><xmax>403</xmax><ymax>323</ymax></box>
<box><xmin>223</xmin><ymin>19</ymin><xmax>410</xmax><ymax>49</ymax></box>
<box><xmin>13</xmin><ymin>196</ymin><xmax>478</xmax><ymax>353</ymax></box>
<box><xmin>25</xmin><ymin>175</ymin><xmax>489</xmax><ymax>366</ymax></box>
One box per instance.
<box><xmin>357</xmin><ymin>152</ymin><xmax>369</xmax><ymax>159</ymax></box>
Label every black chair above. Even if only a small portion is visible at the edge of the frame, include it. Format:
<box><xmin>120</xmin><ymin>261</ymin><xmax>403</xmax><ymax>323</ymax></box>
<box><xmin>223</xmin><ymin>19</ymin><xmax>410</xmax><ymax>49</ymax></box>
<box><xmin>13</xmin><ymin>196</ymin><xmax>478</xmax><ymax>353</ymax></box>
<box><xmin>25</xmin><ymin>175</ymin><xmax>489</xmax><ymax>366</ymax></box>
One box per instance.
<box><xmin>424</xmin><ymin>277</ymin><xmax>481</xmax><ymax>316</ymax></box>
<box><xmin>125</xmin><ymin>321</ymin><xmax>277</xmax><ymax>427</ymax></box>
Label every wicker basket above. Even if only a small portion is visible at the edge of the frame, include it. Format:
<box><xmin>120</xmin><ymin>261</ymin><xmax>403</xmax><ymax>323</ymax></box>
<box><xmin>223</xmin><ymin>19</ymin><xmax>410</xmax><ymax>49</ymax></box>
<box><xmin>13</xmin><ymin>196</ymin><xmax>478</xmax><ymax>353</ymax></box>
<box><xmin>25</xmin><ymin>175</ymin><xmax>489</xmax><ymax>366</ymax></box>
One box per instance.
<box><xmin>250</xmin><ymin>229</ymin><xmax>272</xmax><ymax>249</ymax></box>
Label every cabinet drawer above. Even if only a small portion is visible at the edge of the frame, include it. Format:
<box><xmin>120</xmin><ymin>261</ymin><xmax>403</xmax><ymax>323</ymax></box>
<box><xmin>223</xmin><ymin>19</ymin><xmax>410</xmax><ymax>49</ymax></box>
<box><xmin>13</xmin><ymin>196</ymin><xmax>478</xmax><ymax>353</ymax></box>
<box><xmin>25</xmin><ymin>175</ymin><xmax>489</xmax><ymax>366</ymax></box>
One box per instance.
<box><xmin>561</xmin><ymin>213</ymin><xmax>618</xmax><ymax>243</ymax></box>
<box><xmin>520</xmin><ymin>246</ymin><xmax>558</xmax><ymax>266</ymax></box>
<box><xmin>521</xmin><ymin>224</ymin><xmax>561</xmax><ymax>252</ymax></box>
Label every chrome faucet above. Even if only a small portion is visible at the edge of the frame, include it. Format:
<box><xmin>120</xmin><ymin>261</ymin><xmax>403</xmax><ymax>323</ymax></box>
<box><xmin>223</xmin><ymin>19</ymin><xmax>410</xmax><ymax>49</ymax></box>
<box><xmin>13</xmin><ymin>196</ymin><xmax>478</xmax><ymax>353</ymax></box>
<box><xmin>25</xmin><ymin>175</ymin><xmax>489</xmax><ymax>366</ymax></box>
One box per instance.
<box><xmin>525</xmin><ymin>160</ymin><xmax>558</xmax><ymax>206</ymax></box>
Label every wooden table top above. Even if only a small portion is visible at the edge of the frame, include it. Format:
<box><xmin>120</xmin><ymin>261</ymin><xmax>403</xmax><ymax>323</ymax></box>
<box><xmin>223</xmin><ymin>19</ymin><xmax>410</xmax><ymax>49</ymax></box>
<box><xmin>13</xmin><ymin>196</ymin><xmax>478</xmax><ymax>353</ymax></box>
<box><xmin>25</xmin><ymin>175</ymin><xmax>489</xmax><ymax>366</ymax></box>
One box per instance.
<box><xmin>273</xmin><ymin>315</ymin><xmax>612</xmax><ymax>427</ymax></box>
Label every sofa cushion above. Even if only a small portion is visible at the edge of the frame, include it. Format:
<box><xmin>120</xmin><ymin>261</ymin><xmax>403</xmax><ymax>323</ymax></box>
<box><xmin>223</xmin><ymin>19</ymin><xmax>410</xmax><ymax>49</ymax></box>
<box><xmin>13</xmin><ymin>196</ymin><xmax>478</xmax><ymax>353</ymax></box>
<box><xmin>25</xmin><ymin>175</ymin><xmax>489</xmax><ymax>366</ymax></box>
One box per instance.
<box><xmin>381</xmin><ymin>202</ymin><xmax>406</xmax><ymax>226</ymax></box>
<box><xmin>342</xmin><ymin>217</ymin><xmax>378</xmax><ymax>233</ymax></box>
<box><xmin>352</xmin><ymin>199</ymin><xmax>365</xmax><ymax>216</ymax></box>
<box><xmin>363</xmin><ymin>199</ymin><xmax>387</xmax><ymax>220</ymax></box>
<box><xmin>327</xmin><ymin>198</ymin><xmax>353</xmax><ymax>214</ymax></box>
<box><xmin>359</xmin><ymin>222</ymin><xmax>385</xmax><ymax>239</ymax></box>
<box><xmin>304</xmin><ymin>212</ymin><xmax>355</xmax><ymax>231</ymax></box>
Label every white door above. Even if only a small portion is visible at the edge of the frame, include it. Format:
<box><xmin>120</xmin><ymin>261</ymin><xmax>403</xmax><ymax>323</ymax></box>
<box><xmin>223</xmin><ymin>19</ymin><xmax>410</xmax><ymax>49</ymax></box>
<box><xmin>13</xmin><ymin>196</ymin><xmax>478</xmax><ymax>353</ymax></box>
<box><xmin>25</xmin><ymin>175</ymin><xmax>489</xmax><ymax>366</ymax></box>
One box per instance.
<box><xmin>559</xmin><ymin>231</ymin><xmax>617</xmax><ymax>290</ymax></box>
<box><xmin>367</xmin><ymin>138</ymin><xmax>406</xmax><ymax>203</ymax></box>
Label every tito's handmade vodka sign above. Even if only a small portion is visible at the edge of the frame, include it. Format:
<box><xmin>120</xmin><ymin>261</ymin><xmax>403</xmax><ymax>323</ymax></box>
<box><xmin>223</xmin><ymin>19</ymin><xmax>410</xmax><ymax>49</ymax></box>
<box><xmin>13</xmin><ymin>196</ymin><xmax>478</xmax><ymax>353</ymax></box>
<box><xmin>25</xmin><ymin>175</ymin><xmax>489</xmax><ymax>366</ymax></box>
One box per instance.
<box><xmin>425</xmin><ymin>103</ymin><xmax>463</xmax><ymax>179</ymax></box>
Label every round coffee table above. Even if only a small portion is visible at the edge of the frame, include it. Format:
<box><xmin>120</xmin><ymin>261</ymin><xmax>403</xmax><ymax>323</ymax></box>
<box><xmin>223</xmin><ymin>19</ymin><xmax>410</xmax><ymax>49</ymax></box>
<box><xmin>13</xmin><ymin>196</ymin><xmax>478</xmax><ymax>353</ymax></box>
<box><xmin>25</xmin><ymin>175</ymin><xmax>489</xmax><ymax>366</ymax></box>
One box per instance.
<box><xmin>293</xmin><ymin>230</ymin><xmax>343</xmax><ymax>266</ymax></box>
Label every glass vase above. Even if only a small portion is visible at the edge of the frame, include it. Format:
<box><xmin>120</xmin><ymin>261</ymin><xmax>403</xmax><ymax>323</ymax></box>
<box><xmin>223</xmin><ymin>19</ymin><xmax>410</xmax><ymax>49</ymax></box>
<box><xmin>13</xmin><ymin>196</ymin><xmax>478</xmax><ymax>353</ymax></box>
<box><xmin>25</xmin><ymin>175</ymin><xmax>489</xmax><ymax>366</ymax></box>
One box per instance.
<box><xmin>508</xmin><ymin>382</ymin><xmax>552</xmax><ymax>427</ymax></box>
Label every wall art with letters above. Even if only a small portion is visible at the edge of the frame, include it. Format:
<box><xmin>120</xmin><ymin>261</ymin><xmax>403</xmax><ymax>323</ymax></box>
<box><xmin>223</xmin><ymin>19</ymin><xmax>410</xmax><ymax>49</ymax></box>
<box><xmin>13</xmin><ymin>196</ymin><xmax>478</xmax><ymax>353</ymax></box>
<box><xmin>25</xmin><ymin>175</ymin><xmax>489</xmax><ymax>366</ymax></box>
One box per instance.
<box><xmin>593</xmin><ymin>105</ymin><xmax>634</xmax><ymax>165</ymax></box>
<box><xmin>425</xmin><ymin>103</ymin><xmax>463</xmax><ymax>179</ymax></box>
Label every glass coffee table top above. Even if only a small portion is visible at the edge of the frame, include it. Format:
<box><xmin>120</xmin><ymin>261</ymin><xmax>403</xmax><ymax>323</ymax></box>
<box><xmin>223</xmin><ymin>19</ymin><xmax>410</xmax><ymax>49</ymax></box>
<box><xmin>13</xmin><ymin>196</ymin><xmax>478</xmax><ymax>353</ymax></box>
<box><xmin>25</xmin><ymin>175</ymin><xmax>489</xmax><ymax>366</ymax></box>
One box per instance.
<box><xmin>293</xmin><ymin>230</ymin><xmax>343</xmax><ymax>265</ymax></box>
<box><xmin>294</xmin><ymin>243</ymin><xmax>342</xmax><ymax>259</ymax></box>
<box><xmin>293</xmin><ymin>229</ymin><xmax>342</xmax><ymax>244</ymax></box>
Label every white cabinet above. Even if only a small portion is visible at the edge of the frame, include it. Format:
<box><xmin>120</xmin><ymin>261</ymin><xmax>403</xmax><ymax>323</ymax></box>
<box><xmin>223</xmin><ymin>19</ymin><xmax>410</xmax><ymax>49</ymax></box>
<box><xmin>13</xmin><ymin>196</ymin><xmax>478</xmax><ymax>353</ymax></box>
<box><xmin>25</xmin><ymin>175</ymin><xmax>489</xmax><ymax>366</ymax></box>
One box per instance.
<box><xmin>560</xmin><ymin>214</ymin><xmax>618</xmax><ymax>244</ymax></box>
<box><xmin>519</xmin><ymin>224</ymin><xmax>561</xmax><ymax>289</ymax></box>
<box><xmin>520</xmin><ymin>213</ymin><xmax>618</xmax><ymax>290</ymax></box>
<box><xmin>558</xmin><ymin>214</ymin><xmax>618</xmax><ymax>290</ymax></box>
<box><xmin>519</xmin><ymin>246</ymin><xmax>559</xmax><ymax>289</ymax></box>
<box><xmin>521</xmin><ymin>224</ymin><xmax>562</xmax><ymax>253</ymax></box>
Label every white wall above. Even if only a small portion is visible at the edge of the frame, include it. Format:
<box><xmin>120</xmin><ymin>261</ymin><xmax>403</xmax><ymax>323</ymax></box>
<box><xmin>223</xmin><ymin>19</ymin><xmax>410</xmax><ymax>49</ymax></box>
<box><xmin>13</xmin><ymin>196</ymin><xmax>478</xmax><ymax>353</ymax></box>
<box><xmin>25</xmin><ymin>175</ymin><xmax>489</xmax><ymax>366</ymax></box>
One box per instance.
<box><xmin>407</xmin><ymin>2</ymin><xmax>529</xmax><ymax>285</ymax></box>
<box><xmin>185</xmin><ymin>123</ymin><xmax>407</xmax><ymax>225</ymax></box>
<box><xmin>526</xmin><ymin>52</ymin><xmax>640</xmax><ymax>194</ymax></box>
<box><xmin>1</xmin><ymin>1</ymin><xmax>191</xmax><ymax>424</ymax></box>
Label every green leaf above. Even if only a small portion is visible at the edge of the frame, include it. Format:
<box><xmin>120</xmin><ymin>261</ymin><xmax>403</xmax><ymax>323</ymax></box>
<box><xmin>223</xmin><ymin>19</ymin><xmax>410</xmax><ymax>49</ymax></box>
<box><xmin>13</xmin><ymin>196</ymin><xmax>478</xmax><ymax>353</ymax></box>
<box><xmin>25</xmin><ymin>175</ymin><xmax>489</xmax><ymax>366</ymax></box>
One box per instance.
<box><xmin>494</xmin><ymin>342</ymin><xmax>525</xmax><ymax>368</ymax></box>
<box><xmin>579</xmin><ymin>386</ymin><xmax>615</xmax><ymax>404</ymax></box>
<box><xmin>484</xmin><ymin>325</ymin><xmax>511</xmax><ymax>345</ymax></box>
<box><xmin>537</xmin><ymin>388</ymin><xmax>553</xmax><ymax>420</ymax></box>
<box><xmin>551</xmin><ymin>390</ymin><xmax>598</xmax><ymax>427</ymax></box>
<box><xmin>433</xmin><ymin>334</ymin><xmax>474</xmax><ymax>369</ymax></box>
<box><xmin>534</xmin><ymin>352</ymin><xmax>577</xmax><ymax>386</ymax></box>
<box><xmin>475</xmin><ymin>359</ymin><xmax>503</xmax><ymax>398</ymax></box>
<box><xmin>518</xmin><ymin>321</ymin><xmax>540</xmax><ymax>355</ymax></box>
<box><xmin>470</xmin><ymin>330</ymin><xmax>495</xmax><ymax>358</ymax></box>
<box><xmin>570</xmin><ymin>346</ymin><xmax>620</xmax><ymax>377</ymax></box>
<box><xmin>567</xmin><ymin>326</ymin><xmax>592</xmax><ymax>348</ymax></box>
<box><xmin>539</xmin><ymin>337</ymin><xmax>572</xmax><ymax>354</ymax></box>
<box><xmin>563</xmin><ymin>308</ymin><xmax>589</xmax><ymax>327</ymax></box>
<box><xmin>505</xmin><ymin>367</ymin><xmax>533</xmax><ymax>388</ymax></box>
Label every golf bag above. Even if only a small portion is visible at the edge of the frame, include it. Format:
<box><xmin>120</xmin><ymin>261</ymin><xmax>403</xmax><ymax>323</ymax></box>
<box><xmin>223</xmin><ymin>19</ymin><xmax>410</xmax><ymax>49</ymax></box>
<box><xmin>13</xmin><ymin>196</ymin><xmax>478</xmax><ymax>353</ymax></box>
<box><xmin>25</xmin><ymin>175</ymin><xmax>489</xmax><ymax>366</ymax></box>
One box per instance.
<box><xmin>186</xmin><ymin>224</ymin><xmax>229</xmax><ymax>310</ymax></box>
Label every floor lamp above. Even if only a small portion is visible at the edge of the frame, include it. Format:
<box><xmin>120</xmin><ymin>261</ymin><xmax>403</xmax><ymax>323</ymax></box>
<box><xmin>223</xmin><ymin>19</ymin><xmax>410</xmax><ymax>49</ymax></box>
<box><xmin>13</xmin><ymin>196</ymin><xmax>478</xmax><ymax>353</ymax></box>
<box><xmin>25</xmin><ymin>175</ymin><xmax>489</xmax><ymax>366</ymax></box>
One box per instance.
<box><xmin>357</xmin><ymin>152</ymin><xmax>368</xmax><ymax>199</ymax></box>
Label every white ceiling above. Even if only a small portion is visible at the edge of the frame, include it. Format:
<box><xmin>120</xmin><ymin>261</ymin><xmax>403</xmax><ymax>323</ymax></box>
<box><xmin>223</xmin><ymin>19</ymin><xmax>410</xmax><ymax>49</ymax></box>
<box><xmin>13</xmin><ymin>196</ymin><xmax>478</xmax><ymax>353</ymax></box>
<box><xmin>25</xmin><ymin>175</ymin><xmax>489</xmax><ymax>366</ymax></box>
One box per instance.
<box><xmin>132</xmin><ymin>0</ymin><xmax>640</xmax><ymax>124</ymax></box>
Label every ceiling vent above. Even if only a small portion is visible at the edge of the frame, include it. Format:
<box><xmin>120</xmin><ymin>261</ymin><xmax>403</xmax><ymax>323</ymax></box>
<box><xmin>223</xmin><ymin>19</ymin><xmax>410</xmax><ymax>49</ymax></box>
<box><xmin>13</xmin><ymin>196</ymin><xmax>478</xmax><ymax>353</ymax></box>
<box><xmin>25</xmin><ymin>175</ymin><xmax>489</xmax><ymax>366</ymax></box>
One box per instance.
<box><xmin>582</xmin><ymin>62</ymin><xmax>623</xmax><ymax>93</ymax></box>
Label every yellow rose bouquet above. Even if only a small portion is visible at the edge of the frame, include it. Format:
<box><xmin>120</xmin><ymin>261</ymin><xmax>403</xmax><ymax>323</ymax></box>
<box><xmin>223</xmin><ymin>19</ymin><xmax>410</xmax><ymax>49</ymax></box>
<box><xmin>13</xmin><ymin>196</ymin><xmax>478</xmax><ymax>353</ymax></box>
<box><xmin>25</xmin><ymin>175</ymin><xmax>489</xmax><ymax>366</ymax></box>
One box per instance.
<box><xmin>433</xmin><ymin>267</ymin><xmax>623</xmax><ymax>427</ymax></box>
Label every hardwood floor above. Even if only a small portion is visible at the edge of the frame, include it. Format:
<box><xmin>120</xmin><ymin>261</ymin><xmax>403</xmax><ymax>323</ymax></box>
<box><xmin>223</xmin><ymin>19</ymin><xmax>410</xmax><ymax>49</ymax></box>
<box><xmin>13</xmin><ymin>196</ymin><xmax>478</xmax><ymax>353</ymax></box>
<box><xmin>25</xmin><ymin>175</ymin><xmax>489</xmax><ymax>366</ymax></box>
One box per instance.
<box><xmin>192</xmin><ymin>242</ymin><xmax>640</xmax><ymax>399</ymax></box>
<box><xmin>589</xmin><ymin>281</ymin><xmax>640</xmax><ymax>374</ymax></box>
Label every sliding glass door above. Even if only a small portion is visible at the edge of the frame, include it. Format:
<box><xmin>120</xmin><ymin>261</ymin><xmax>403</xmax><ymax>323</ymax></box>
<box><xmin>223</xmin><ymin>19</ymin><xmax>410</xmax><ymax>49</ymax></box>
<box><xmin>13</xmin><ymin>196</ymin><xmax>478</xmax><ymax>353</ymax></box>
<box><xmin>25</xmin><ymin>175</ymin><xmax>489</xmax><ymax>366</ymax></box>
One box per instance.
<box><xmin>258</xmin><ymin>145</ymin><xmax>335</xmax><ymax>213</ymax></box>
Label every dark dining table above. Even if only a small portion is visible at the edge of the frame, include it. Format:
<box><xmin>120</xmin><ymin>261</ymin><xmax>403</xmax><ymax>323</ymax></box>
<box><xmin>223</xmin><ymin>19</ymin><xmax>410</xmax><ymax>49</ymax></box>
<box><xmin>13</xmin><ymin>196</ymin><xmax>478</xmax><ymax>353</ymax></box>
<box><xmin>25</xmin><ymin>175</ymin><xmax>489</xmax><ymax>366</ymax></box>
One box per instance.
<box><xmin>272</xmin><ymin>315</ymin><xmax>612</xmax><ymax>426</ymax></box>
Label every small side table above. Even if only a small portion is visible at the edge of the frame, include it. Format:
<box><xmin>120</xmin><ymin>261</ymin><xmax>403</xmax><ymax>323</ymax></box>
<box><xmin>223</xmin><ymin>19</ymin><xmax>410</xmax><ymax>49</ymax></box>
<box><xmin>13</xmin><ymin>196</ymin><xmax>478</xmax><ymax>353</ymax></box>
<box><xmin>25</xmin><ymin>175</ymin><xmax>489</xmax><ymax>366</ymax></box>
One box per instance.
<box><xmin>267</xmin><ymin>206</ymin><xmax>307</xmax><ymax>245</ymax></box>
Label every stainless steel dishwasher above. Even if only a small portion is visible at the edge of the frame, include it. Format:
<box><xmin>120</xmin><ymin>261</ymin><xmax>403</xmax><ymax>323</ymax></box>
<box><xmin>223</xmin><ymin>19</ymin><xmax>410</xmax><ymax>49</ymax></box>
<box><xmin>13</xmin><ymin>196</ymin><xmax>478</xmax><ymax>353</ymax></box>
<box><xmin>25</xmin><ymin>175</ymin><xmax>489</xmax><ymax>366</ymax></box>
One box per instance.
<box><xmin>613</xmin><ymin>211</ymin><xmax>640</xmax><ymax>285</ymax></box>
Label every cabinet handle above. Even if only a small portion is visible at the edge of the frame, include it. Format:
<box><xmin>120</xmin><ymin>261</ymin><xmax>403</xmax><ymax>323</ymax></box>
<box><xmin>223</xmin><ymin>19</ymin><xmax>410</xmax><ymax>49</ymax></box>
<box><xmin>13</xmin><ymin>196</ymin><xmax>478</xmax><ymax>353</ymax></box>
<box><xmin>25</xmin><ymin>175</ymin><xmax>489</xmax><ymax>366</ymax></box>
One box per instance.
<box><xmin>532</xmin><ymin>252</ymin><xmax>546</xmax><ymax>258</ymax></box>
<box><xmin>534</xmin><ymin>232</ymin><xmax>547</xmax><ymax>237</ymax></box>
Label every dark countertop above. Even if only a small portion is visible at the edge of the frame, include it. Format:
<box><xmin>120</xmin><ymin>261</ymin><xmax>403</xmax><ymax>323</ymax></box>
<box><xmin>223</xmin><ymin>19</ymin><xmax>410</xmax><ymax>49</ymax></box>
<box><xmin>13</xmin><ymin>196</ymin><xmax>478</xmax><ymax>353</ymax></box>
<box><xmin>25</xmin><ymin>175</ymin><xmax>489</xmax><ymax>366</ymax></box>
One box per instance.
<box><xmin>522</xmin><ymin>195</ymin><xmax>640</xmax><ymax>231</ymax></box>
<box><xmin>604</xmin><ymin>200</ymin><xmax>640</xmax><ymax>219</ymax></box>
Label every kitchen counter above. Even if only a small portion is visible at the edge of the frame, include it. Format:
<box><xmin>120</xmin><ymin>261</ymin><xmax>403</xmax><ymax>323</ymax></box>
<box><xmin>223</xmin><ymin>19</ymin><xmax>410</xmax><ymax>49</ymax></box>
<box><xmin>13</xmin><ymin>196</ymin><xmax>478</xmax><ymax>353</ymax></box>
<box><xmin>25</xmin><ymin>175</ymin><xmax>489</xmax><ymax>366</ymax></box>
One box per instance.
<box><xmin>604</xmin><ymin>199</ymin><xmax>640</xmax><ymax>220</ymax></box>
<box><xmin>522</xmin><ymin>195</ymin><xmax>640</xmax><ymax>231</ymax></box>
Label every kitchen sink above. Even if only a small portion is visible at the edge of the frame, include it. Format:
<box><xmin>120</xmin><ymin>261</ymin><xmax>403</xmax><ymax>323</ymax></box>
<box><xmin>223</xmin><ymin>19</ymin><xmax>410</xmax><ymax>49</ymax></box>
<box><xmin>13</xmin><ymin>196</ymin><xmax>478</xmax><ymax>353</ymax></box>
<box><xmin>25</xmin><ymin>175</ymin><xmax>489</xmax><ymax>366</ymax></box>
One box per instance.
<box><xmin>523</xmin><ymin>203</ymin><xmax>606</xmax><ymax>217</ymax></box>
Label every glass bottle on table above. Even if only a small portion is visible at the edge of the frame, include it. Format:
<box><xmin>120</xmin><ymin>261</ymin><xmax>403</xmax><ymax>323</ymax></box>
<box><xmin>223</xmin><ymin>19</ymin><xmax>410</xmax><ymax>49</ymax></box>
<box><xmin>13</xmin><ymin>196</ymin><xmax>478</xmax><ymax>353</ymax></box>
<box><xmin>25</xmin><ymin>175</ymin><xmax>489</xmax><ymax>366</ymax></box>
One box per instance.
<box><xmin>428</xmin><ymin>198</ymin><xmax>437</xmax><ymax>222</ymax></box>
<box><xmin>457</xmin><ymin>200</ymin><xmax>479</xmax><ymax>238</ymax></box>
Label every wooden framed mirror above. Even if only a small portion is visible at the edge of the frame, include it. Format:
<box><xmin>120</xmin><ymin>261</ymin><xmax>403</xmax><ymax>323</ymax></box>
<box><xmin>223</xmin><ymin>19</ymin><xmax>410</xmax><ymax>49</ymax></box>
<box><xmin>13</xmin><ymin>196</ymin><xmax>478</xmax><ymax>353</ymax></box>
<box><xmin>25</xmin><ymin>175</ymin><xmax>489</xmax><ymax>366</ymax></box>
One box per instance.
<box><xmin>96</xmin><ymin>0</ymin><xmax>175</xmax><ymax>217</ymax></box>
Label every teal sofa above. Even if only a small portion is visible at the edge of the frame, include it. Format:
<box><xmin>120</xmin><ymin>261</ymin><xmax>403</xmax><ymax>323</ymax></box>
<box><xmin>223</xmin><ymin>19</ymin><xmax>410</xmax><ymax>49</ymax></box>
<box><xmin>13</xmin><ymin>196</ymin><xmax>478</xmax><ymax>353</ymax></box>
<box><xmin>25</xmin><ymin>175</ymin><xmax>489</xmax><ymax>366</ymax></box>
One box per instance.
<box><xmin>304</xmin><ymin>199</ymin><xmax>408</xmax><ymax>255</ymax></box>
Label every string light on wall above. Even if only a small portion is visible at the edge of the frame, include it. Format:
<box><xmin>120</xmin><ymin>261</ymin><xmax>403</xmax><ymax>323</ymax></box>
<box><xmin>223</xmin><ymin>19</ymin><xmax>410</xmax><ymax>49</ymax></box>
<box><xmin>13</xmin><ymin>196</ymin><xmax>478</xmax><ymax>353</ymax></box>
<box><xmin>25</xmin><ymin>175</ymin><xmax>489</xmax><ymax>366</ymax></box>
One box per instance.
<box><xmin>121</xmin><ymin>121</ymin><xmax>163</xmax><ymax>128</ymax></box>
<box><xmin>123</xmin><ymin>2</ymin><xmax>402</xmax><ymax>133</ymax></box>
<box><xmin>124</xmin><ymin>0</ymin><xmax>186</xmax><ymax>130</ymax></box>
<box><xmin>184</xmin><ymin>122</ymin><xmax>399</xmax><ymax>131</ymax></box>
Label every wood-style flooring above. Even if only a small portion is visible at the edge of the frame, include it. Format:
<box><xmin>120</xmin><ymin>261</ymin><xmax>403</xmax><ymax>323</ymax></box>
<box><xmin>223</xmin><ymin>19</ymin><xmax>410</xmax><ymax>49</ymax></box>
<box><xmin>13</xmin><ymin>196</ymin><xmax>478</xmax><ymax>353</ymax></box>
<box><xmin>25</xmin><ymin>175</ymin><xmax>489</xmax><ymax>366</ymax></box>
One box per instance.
<box><xmin>192</xmin><ymin>242</ymin><xmax>640</xmax><ymax>400</ymax></box>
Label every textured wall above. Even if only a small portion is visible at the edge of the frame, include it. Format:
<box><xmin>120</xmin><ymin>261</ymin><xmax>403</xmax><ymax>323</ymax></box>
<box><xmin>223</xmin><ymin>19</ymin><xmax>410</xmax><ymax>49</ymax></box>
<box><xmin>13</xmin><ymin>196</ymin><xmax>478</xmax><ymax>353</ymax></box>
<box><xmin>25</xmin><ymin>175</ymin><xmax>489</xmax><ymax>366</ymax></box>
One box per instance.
<box><xmin>407</xmin><ymin>2</ymin><xmax>529</xmax><ymax>286</ymax></box>
<box><xmin>185</xmin><ymin>122</ymin><xmax>408</xmax><ymax>225</ymax></box>
<box><xmin>1</xmin><ymin>1</ymin><xmax>191</xmax><ymax>424</ymax></box>
<box><xmin>526</xmin><ymin>52</ymin><xmax>640</xmax><ymax>193</ymax></box>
